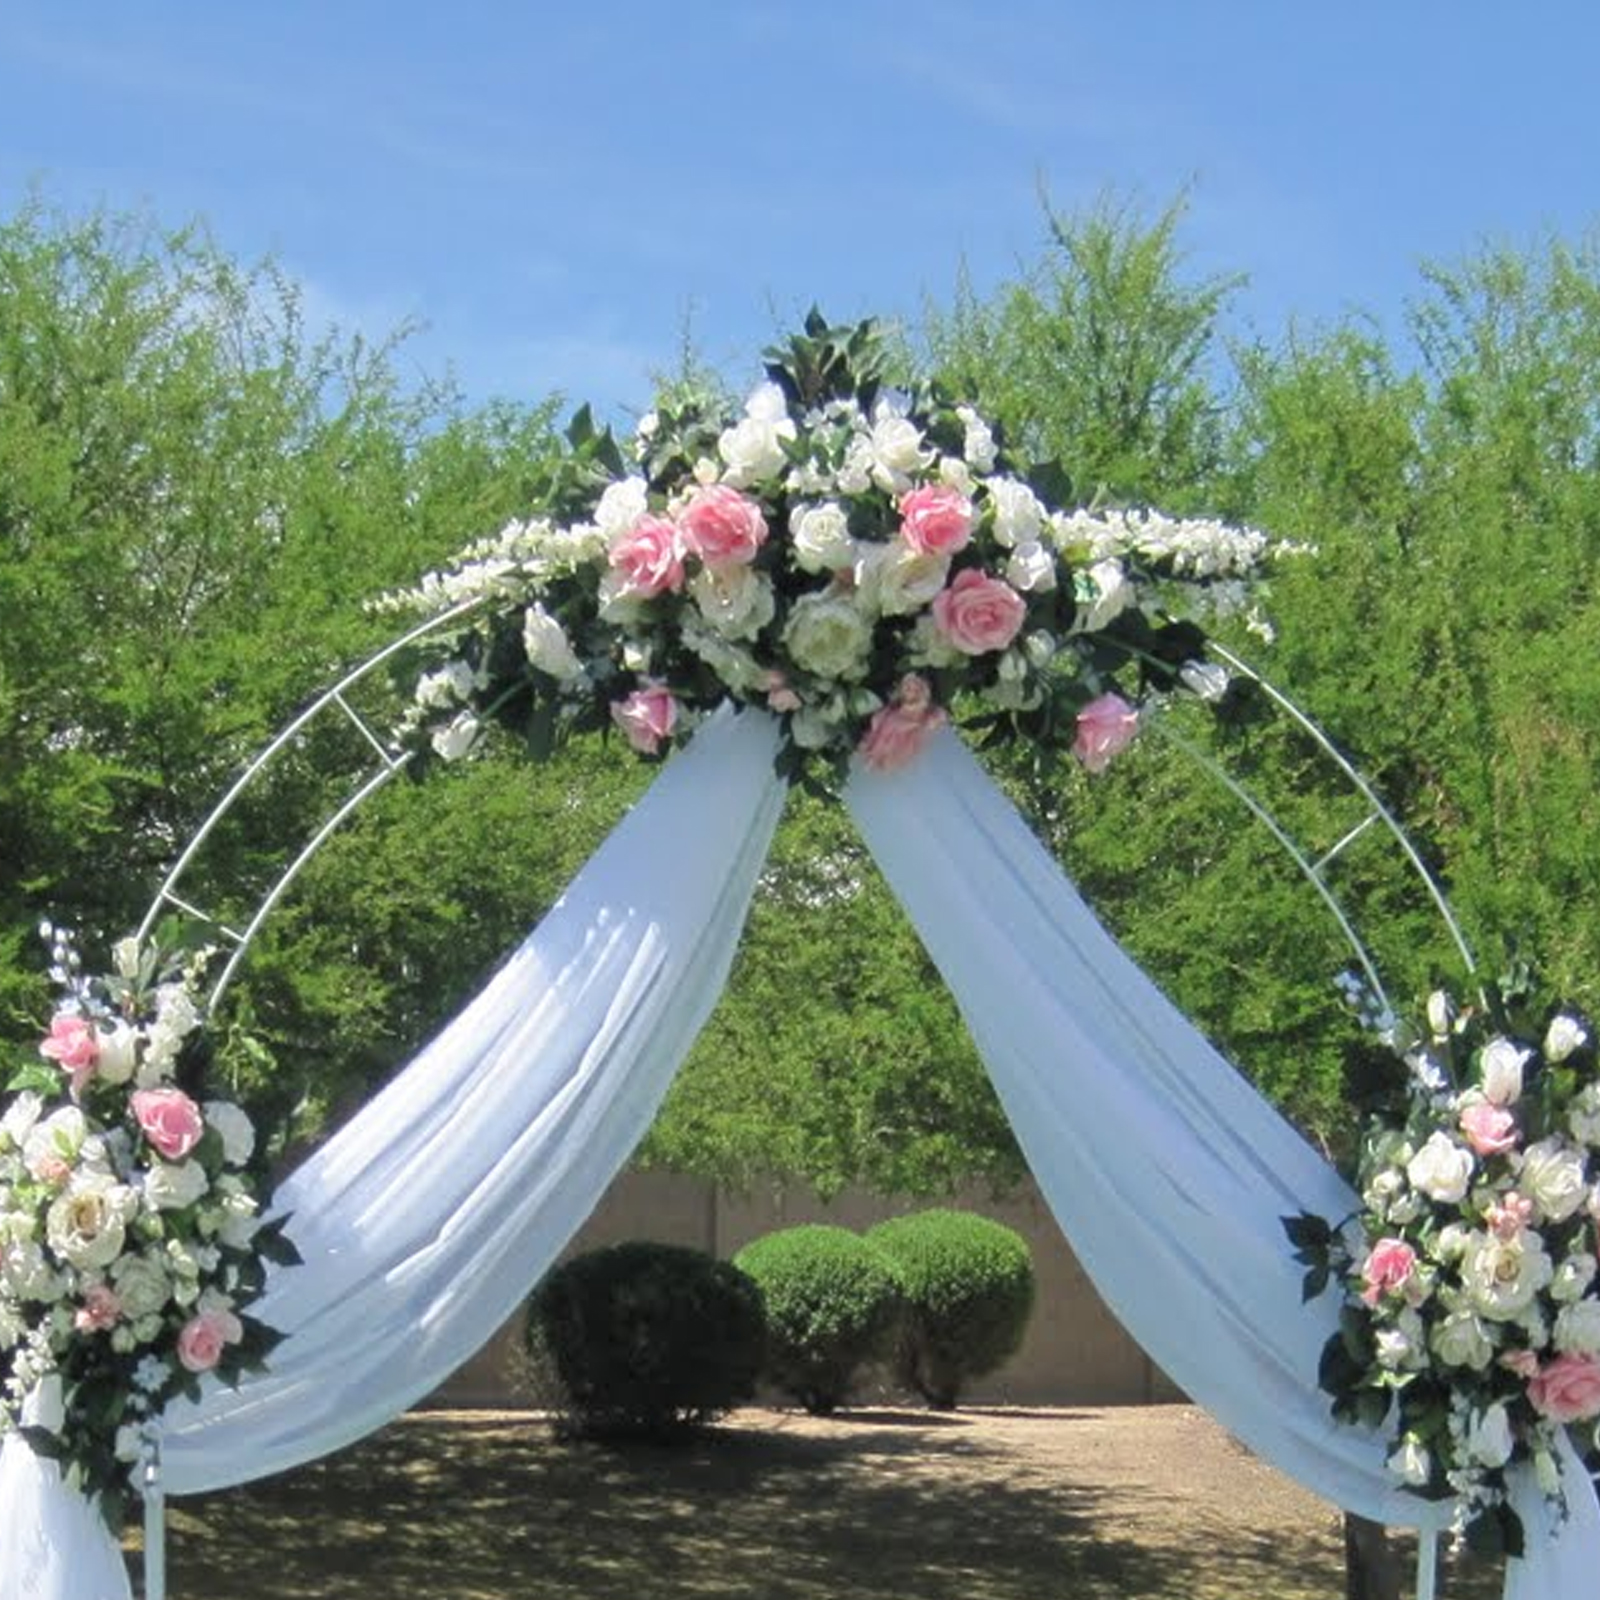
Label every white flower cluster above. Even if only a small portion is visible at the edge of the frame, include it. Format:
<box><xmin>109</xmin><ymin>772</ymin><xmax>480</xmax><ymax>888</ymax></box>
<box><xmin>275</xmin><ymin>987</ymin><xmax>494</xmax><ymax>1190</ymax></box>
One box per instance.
<box><xmin>1311</xmin><ymin>997</ymin><xmax>1600</xmax><ymax>1542</ymax></box>
<box><xmin>378</xmin><ymin>330</ymin><xmax>1283</xmax><ymax>783</ymax></box>
<box><xmin>0</xmin><ymin>935</ymin><xmax>279</xmax><ymax>1515</ymax></box>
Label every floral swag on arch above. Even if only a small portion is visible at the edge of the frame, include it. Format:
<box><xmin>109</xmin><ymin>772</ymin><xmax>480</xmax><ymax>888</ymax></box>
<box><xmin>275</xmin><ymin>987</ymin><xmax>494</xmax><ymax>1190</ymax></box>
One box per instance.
<box><xmin>1</xmin><ymin>313</ymin><xmax>1596</xmax><ymax>1600</ymax></box>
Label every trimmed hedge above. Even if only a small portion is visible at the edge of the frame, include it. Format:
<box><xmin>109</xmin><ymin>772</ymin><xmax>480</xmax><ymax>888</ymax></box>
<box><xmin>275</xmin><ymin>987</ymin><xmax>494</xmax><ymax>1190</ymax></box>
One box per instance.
<box><xmin>732</xmin><ymin>1224</ymin><xmax>902</xmax><ymax>1415</ymax></box>
<box><xmin>524</xmin><ymin>1241</ymin><xmax>765</xmax><ymax>1438</ymax></box>
<box><xmin>867</xmin><ymin>1209</ymin><xmax>1035</xmax><ymax>1409</ymax></box>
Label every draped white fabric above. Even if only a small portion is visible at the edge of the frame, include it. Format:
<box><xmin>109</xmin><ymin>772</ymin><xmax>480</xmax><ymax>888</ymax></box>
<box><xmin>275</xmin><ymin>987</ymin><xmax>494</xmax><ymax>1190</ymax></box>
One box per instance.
<box><xmin>5</xmin><ymin>708</ymin><xmax>1598</xmax><ymax>1600</ymax></box>
<box><xmin>0</xmin><ymin>707</ymin><xmax>786</xmax><ymax>1600</ymax></box>
<box><xmin>845</xmin><ymin>725</ymin><xmax>1600</xmax><ymax>1599</ymax></box>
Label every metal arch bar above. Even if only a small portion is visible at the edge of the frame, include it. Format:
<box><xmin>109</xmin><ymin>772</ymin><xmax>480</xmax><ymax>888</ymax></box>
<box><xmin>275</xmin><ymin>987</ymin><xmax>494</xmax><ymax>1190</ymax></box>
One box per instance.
<box><xmin>1156</xmin><ymin>724</ymin><xmax>1393</xmax><ymax>1016</ymax></box>
<box><xmin>1210</xmin><ymin>642</ymin><xmax>1478</xmax><ymax>980</ymax></box>
<box><xmin>205</xmin><ymin>755</ymin><xmax>414</xmax><ymax>1013</ymax></box>
<box><xmin>135</xmin><ymin>597</ymin><xmax>483</xmax><ymax>949</ymax></box>
<box><xmin>333</xmin><ymin>689</ymin><xmax>406</xmax><ymax>771</ymax></box>
<box><xmin>1312</xmin><ymin>811</ymin><xmax>1381</xmax><ymax>876</ymax></box>
<box><xmin>147</xmin><ymin>890</ymin><xmax>247</xmax><ymax>946</ymax></box>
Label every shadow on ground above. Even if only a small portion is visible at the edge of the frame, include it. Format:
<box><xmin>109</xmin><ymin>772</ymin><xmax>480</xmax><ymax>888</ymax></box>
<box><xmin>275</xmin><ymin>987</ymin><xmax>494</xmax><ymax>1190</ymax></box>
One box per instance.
<box><xmin>129</xmin><ymin>1409</ymin><xmax>1494</xmax><ymax>1600</ymax></box>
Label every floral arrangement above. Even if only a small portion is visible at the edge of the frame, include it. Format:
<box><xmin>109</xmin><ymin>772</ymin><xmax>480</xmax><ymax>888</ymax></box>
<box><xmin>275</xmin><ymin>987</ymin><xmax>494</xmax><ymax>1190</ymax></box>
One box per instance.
<box><xmin>1286</xmin><ymin>970</ymin><xmax>1600</xmax><ymax>1555</ymax></box>
<box><xmin>0</xmin><ymin>923</ymin><xmax>294</xmax><ymax>1530</ymax></box>
<box><xmin>378</xmin><ymin>312</ymin><xmax>1281</xmax><ymax>789</ymax></box>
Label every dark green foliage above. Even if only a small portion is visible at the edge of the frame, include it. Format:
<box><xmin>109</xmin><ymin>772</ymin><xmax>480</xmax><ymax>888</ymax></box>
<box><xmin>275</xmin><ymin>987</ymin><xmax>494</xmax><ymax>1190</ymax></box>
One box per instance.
<box><xmin>867</xmin><ymin>1209</ymin><xmax>1035</xmax><ymax>1410</ymax></box>
<box><xmin>524</xmin><ymin>1242</ymin><xmax>765</xmax><ymax>1439</ymax></box>
<box><xmin>732</xmin><ymin>1225</ymin><xmax>902</xmax><ymax>1415</ymax></box>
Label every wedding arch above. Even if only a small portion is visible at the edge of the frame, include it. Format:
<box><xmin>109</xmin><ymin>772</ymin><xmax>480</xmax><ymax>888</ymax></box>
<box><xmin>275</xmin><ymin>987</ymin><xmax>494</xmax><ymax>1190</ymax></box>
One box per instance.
<box><xmin>2</xmin><ymin>316</ymin><xmax>1596</xmax><ymax>1600</ymax></box>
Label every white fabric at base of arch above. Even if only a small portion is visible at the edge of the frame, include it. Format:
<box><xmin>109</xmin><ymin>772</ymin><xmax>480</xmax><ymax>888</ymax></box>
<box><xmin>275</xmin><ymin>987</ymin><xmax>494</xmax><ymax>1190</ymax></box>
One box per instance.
<box><xmin>845</xmin><ymin>726</ymin><xmax>1600</xmax><ymax>1600</ymax></box>
<box><xmin>0</xmin><ymin>706</ymin><xmax>787</xmax><ymax>1600</ymax></box>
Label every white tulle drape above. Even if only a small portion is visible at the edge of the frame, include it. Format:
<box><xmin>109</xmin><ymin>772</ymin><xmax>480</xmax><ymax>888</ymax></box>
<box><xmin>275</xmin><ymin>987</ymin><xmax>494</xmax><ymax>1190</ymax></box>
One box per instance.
<box><xmin>5</xmin><ymin>709</ymin><xmax>1597</xmax><ymax>1600</ymax></box>
<box><xmin>0</xmin><ymin>707</ymin><xmax>786</xmax><ymax>1600</ymax></box>
<box><xmin>844</xmin><ymin>725</ymin><xmax>1600</xmax><ymax>1600</ymax></box>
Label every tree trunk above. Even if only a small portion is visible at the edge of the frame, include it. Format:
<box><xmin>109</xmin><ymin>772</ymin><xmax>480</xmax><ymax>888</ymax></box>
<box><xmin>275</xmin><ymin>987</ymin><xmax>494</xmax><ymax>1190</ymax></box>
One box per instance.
<box><xmin>1344</xmin><ymin>1513</ymin><xmax>1403</xmax><ymax>1600</ymax></box>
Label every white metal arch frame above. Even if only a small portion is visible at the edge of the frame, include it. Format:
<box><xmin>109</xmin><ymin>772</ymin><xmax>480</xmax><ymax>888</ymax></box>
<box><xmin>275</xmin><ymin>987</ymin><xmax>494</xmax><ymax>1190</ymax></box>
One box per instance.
<box><xmin>125</xmin><ymin>624</ymin><xmax>1479</xmax><ymax>1600</ymax></box>
<box><xmin>139</xmin><ymin>620</ymin><xmax>1476</xmax><ymax>1026</ymax></box>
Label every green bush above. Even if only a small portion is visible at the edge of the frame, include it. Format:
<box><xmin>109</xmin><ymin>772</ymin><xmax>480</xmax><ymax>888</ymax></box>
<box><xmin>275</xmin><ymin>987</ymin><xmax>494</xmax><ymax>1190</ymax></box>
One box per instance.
<box><xmin>524</xmin><ymin>1241</ymin><xmax>765</xmax><ymax>1439</ymax></box>
<box><xmin>732</xmin><ymin>1224</ymin><xmax>902</xmax><ymax>1415</ymax></box>
<box><xmin>867</xmin><ymin>1209</ymin><xmax>1035</xmax><ymax>1409</ymax></box>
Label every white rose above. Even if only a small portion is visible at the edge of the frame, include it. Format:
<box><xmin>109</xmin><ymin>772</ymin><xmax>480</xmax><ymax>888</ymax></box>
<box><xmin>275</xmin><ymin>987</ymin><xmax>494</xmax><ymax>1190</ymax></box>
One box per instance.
<box><xmin>112</xmin><ymin>936</ymin><xmax>143</xmax><ymax>981</ymax></box>
<box><xmin>718</xmin><ymin>384</ymin><xmax>795</xmax><ymax>487</ymax></box>
<box><xmin>431</xmin><ymin>711</ymin><xmax>482</xmax><ymax>763</ymax></box>
<box><xmin>867</xmin><ymin>410</ymin><xmax>930</xmax><ymax>490</ymax></box>
<box><xmin>203</xmin><ymin>1102</ymin><xmax>256</xmax><ymax>1167</ymax></box>
<box><xmin>24</xmin><ymin>1106</ymin><xmax>88</xmax><ymax>1173</ymax></box>
<box><xmin>593</xmin><ymin>476</ymin><xmax>649</xmax><ymax>539</ymax></box>
<box><xmin>790</xmin><ymin>503</ymin><xmax>856</xmax><ymax>574</ymax></box>
<box><xmin>1519</xmin><ymin>1136</ymin><xmax>1589</xmax><ymax>1222</ymax></box>
<box><xmin>142</xmin><ymin>1159</ymin><xmax>210</xmax><ymax>1213</ymax></box>
<box><xmin>681</xmin><ymin>616</ymin><xmax>766</xmax><ymax>693</ymax></box>
<box><xmin>1555</xmin><ymin>1299</ymin><xmax>1600</xmax><ymax>1355</ymax></box>
<box><xmin>0</xmin><ymin>1092</ymin><xmax>42</xmax><ymax>1151</ymax></box>
<box><xmin>1465</xmin><ymin>1402</ymin><xmax>1515</xmax><ymax>1469</ymax></box>
<box><xmin>691</xmin><ymin>564</ymin><xmax>775</xmax><ymax>642</ymax></box>
<box><xmin>835</xmin><ymin>436</ymin><xmax>874</xmax><ymax>495</ymax></box>
<box><xmin>522</xmin><ymin>604</ymin><xmax>585</xmax><ymax>682</ymax></box>
<box><xmin>957</xmin><ymin>406</ymin><xmax>996</xmax><ymax>471</ymax></box>
<box><xmin>1080</xmin><ymin>559</ymin><xmax>1136</xmax><ymax>631</ymax></box>
<box><xmin>1569</xmin><ymin>1084</ymin><xmax>1600</xmax><ymax>1146</ymax></box>
<box><xmin>1426</xmin><ymin>991</ymin><xmax>1454</xmax><ymax>1039</ymax></box>
<box><xmin>936</xmin><ymin>455</ymin><xmax>974</xmax><ymax>493</ymax></box>
<box><xmin>856</xmin><ymin>543</ymin><xmax>949</xmax><ymax>618</ymax></box>
<box><xmin>111</xmin><ymin>1254</ymin><xmax>171</xmax><ymax>1320</ymax></box>
<box><xmin>1431</xmin><ymin>1307</ymin><xmax>1494</xmax><ymax>1370</ymax></box>
<box><xmin>45</xmin><ymin>1173</ymin><xmax>135</xmax><ymax>1270</ymax></box>
<box><xmin>1375</xmin><ymin>1326</ymin><xmax>1417</xmax><ymax>1370</ymax></box>
<box><xmin>1462</xmin><ymin>1229</ymin><xmax>1553</xmax><ymax>1320</ymax></box>
<box><xmin>93</xmin><ymin>1022</ymin><xmax>138</xmax><ymax>1087</ymax></box>
<box><xmin>1004</xmin><ymin>540</ymin><xmax>1057</xmax><ymax>593</ymax></box>
<box><xmin>1406</xmin><ymin>1131</ymin><xmax>1474</xmax><ymax>1204</ymax></box>
<box><xmin>1480</xmin><ymin>1037</ymin><xmax>1530</xmax><ymax>1106</ymax></box>
<box><xmin>414</xmin><ymin>659</ymin><xmax>479</xmax><ymax>711</ymax></box>
<box><xmin>1551</xmin><ymin>1253</ymin><xmax>1598</xmax><ymax>1304</ymax></box>
<box><xmin>215</xmin><ymin>1191</ymin><xmax>262</xmax><ymax>1251</ymax></box>
<box><xmin>782</xmin><ymin>593</ymin><xmax>873</xmax><ymax>681</ymax></box>
<box><xmin>1387</xmin><ymin>1434</ymin><xmax>1431</xmax><ymax>1487</ymax></box>
<box><xmin>1546</xmin><ymin>1014</ymin><xmax>1588</xmax><ymax>1063</ymax></box>
<box><xmin>987</xmin><ymin>478</ymin><xmax>1045</xmax><ymax>549</ymax></box>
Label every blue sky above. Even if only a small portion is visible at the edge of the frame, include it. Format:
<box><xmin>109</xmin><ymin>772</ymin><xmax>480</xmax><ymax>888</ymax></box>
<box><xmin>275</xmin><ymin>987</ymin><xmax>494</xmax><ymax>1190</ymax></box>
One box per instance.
<box><xmin>2</xmin><ymin>3</ymin><xmax>1596</xmax><ymax>417</ymax></box>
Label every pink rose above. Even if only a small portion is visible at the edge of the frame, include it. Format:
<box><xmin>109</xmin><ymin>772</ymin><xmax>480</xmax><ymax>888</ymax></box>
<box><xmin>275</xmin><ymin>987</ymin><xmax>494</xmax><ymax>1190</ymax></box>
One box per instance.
<box><xmin>40</xmin><ymin>1013</ymin><xmax>100</xmax><ymax>1096</ymax></box>
<box><xmin>930</xmin><ymin>568</ymin><xmax>1027</xmax><ymax>656</ymax></box>
<box><xmin>176</xmin><ymin>1307</ymin><xmax>244</xmax><ymax>1374</ymax></box>
<box><xmin>1359</xmin><ymin>1237</ymin><xmax>1417</xmax><ymax>1307</ymax></box>
<box><xmin>899</xmin><ymin>484</ymin><xmax>975</xmax><ymax>558</ymax></box>
<box><xmin>74</xmin><ymin>1285</ymin><xmax>121</xmax><ymax>1333</ymax></box>
<box><xmin>764</xmin><ymin>671</ymin><xmax>802</xmax><ymax>714</ymax></box>
<box><xmin>30</xmin><ymin>1154</ymin><xmax>71</xmax><ymax>1186</ymax></box>
<box><xmin>1460</xmin><ymin>1101</ymin><xmax>1520</xmax><ymax>1157</ymax></box>
<box><xmin>677</xmin><ymin>485</ymin><xmax>768</xmax><ymax>568</ymax></box>
<box><xmin>1528</xmin><ymin>1352</ymin><xmax>1600</xmax><ymax>1423</ymax></box>
<box><xmin>131</xmin><ymin>1086</ymin><xmax>206</xmax><ymax>1162</ymax></box>
<box><xmin>608</xmin><ymin>512</ymin><xmax>684</xmax><ymax>598</ymax></box>
<box><xmin>856</xmin><ymin>675</ymin><xmax>949</xmax><ymax>773</ymax></box>
<box><xmin>610</xmin><ymin>683</ymin><xmax>679</xmax><ymax>755</ymax></box>
<box><xmin>1487</xmin><ymin>1191</ymin><xmax>1536</xmax><ymax>1239</ymax></box>
<box><xmin>1500</xmin><ymin>1348</ymin><xmax>1540</xmax><ymax>1379</ymax></box>
<box><xmin>1072</xmin><ymin>693</ymin><xmax>1140</xmax><ymax>774</ymax></box>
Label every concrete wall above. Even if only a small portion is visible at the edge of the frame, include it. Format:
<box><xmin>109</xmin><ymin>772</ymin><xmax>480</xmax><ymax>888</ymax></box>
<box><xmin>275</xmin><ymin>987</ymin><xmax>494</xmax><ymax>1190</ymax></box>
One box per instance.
<box><xmin>433</xmin><ymin>1168</ymin><xmax>1180</xmax><ymax>1408</ymax></box>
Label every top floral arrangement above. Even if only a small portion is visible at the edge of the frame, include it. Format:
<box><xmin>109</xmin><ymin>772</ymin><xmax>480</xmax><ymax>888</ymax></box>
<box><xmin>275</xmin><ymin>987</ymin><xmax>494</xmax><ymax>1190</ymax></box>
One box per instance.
<box><xmin>379</xmin><ymin>312</ymin><xmax>1279</xmax><ymax>788</ymax></box>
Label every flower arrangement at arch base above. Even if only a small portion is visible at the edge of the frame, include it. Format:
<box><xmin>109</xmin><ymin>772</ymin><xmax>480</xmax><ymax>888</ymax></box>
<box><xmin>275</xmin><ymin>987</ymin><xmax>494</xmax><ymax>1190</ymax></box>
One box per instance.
<box><xmin>1286</xmin><ymin>969</ymin><xmax>1600</xmax><ymax>1558</ymax></box>
<box><xmin>0</xmin><ymin>924</ymin><xmax>296</xmax><ymax>1532</ymax></box>
<box><xmin>380</xmin><ymin>311</ymin><xmax>1286</xmax><ymax>789</ymax></box>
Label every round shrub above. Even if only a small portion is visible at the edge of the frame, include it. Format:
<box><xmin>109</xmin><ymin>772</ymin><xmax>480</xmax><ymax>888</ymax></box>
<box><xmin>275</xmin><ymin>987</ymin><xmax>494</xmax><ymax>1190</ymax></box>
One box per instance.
<box><xmin>524</xmin><ymin>1241</ymin><xmax>765</xmax><ymax>1439</ymax></box>
<box><xmin>733</xmin><ymin>1224</ymin><xmax>902</xmax><ymax>1415</ymax></box>
<box><xmin>867</xmin><ymin>1209</ymin><xmax>1035</xmax><ymax>1409</ymax></box>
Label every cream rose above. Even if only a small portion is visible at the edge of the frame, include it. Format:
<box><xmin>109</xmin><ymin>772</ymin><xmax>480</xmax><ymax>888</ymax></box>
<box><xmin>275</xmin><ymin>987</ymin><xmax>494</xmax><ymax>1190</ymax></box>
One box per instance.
<box><xmin>790</xmin><ymin>502</ymin><xmax>855</xmax><ymax>574</ymax></box>
<box><xmin>1519</xmin><ymin>1136</ymin><xmax>1589</xmax><ymax>1222</ymax></box>
<box><xmin>1462</xmin><ymin>1228</ymin><xmax>1553</xmax><ymax>1321</ymax></box>
<box><xmin>782</xmin><ymin>592</ymin><xmax>873</xmax><ymax>680</ymax></box>
<box><xmin>45</xmin><ymin>1173</ymin><xmax>135</xmax><ymax>1270</ymax></box>
<box><xmin>1405</xmin><ymin>1130</ymin><xmax>1474</xmax><ymax>1204</ymax></box>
